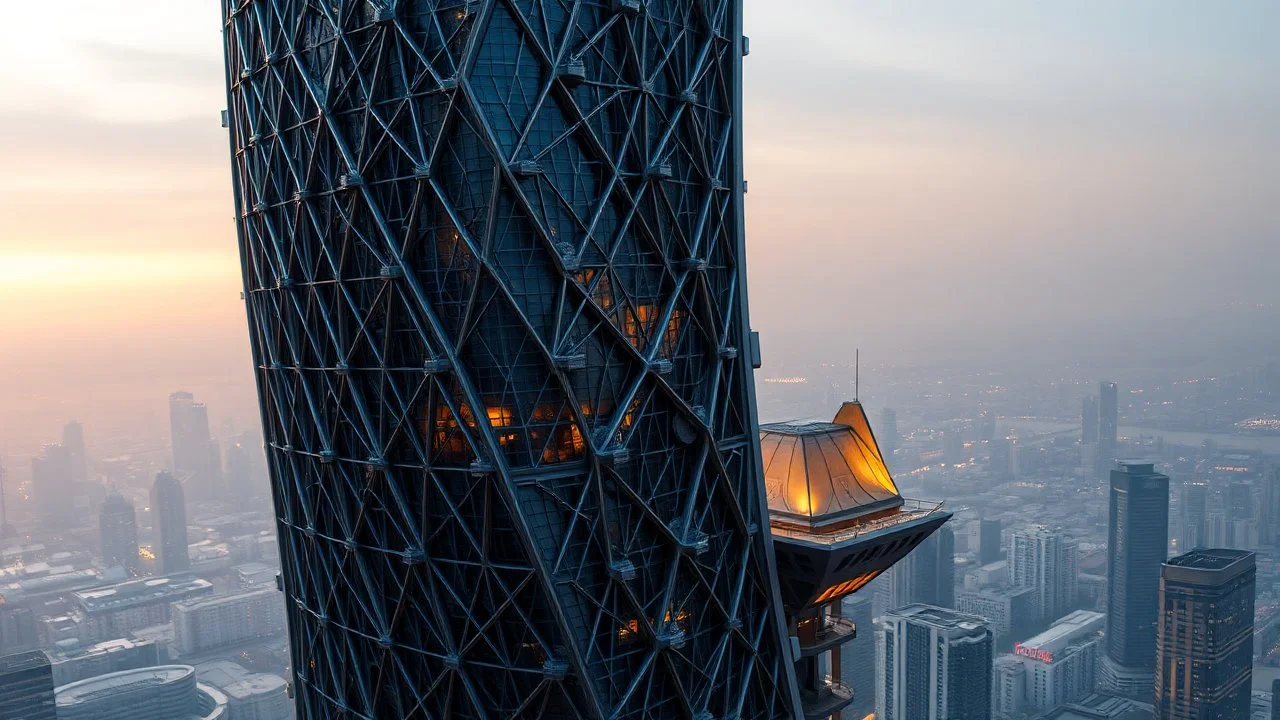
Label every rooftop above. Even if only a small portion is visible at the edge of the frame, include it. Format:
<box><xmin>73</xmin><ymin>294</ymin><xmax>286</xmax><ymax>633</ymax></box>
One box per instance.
<box><xmin>761</xmin><ymin>402</ymin><xmax>907</xmax><ymax>531</ymax></box>
<box><xmin>223</xmin><ymin>673</ymin><xmax>287</xmax><ymax>699</ymax></box>
<box><xmin>886</xmin><ymin>604</ymin><xmax>990</xmax><ymax>633</ymax></box>
<box><xmin>73</xmin><ymin>575</ymin><xmax>213</xmax><ymax>614</ymax></box>
<box><xmin>56</xmin><ymin>665</ymin><xmax>192</xmax><ymax>705</ymax></box>
<box><xmin>1019</xmin><ymin>610</ymin><xmax>1105</xmax><ymax>653</ymax></box>
<box><xmin>1166</xmin><ymin>548</ymin><xmax>1253</xmax><ymax>571</ymax></box>
<box><xmin>0</xmin><ymin>650</ymin><xmax>50</xmax><ymax>674</ymax></box>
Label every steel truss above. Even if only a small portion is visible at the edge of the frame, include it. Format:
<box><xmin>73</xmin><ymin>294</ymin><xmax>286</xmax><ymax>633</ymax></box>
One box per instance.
<box><xmin>221</xmin><ymin>0</ymin><xmax>800</xmax><ymax>717</ymax></box>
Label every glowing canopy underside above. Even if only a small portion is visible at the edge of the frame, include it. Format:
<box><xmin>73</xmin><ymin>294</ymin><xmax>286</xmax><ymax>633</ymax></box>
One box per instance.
<box><xmin>760</xmin><ymin>402</ymin><xmax>901</xmax><ymax>528</ymax></box>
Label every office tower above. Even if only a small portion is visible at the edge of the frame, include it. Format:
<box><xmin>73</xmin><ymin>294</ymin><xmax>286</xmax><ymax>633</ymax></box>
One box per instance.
<box><xmin>980</xmin><ymin>517</ymin><xmax>1003</xmax><ymax>565</ymax></box>
<box><xmin>839</xmin><ymin>594</ymin><xmax>875</xmax><ymax>719</ymax></box>
<box><xmin>0</xmin><ymin>650</ymin><xmax>57</xmax><ymax>720</ymax></box>
<box><xmin>880</xmin><ymin>408</ymin><xmax>900</xmax><ymax>457</ymax></box>
<box><xmin>1179</xmin><ymin>481</ymin><xmax>1208</xmax><ymax>553</ymax></box>
<box><xmin>1082</xmin><ymin>395</ymin><xmax>1099</xmax><ymax>444</ymax></box>
<box><xmin>1007</xmin><ymin>610</ymin><xmax>1105</xmax><ymax>714</ymax></box>
<box><xmin>1100</xmin><ymin>462</ymin><xmax>1169</xmax><ymax>697</ymax></box>
<box><xmin>173</xmin><ymin>587</ymin><xmax>288</xmax><ymax>655</ymax></box>
<box><xmin>1098</xmin><ymin>382</ymin><xmax>1118</xmax><ymax>474</ymax></box>
<box><xmin>978</xmin><ymin>412</ymin><xmax>996</xmax><ymax>443</ymax></box>
<box><xmin>956</xmin><ymin>585</ymin><xmax>1039</xmax><ymax>642</ymax></box>
<box><xmin>150</xmin><ymin>471</ymin><xmax>189</xmax><ymax>575</ymax></box>
<box><xmin>1154</xmin><ymin>549</ymin><xmax>1255</xmax><ymax>720</ymax></box>
<box><xmin>98</xmin><ymin>493</ymin><xmax>139</xmax><ymax>573</ymax></box>
<box><xmin>990</xmin><ymin>437</ymin><xmax>1013</xmax><ymax>481</ymax></box>
<box><xmin>31</xmin><ymin>443</ymin><xmax>78</xmax><ymax>528</ymax></box>
<box><xmin>0</xmin><ymin>462</ymin><xmax>12</xmax><ymax>537</ymax></box>
<box><xmin>1009</xmin><ymin>526</ymin><xmax>1079</xmax><ymax>624</ymax></box>
<box><xmin>168</xmin><ymin>391</ymin><xmax>221</xmax><ymax>500</ymax></box>
<box><xmin>1273</xmin><ymin>679</ymin><xmax>1279</xmax><ymax>720</ymax></box>
<box><xmin>877</xmin><ymin>604</ymin><xmax>993</xmax><ymax>720</ymax></box>
<box><xmin>1262</xmin><ymin>468</ymin><xmax>1280</xmax><ymax>546</ymax></box>
<box><xmin>219</xmin><ymin>2</ymin><xmax>955</xmax><ymax>716</ymax></box>
<box><xmin>63</xmin><ymin>420</ymin><xmax>89</xmax><ymax>484</ymax></box>
<box><xmin>884</xmin><ymin>523</ymin><xmax>955</xmax><ymax>611</ymax></box>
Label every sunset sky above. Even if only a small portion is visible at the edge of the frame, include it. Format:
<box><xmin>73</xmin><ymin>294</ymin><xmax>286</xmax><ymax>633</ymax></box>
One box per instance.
<box><xmin>1</xmin><ymin>1</ymin><xmax>1277</xmax><ymax>453</ymax></box>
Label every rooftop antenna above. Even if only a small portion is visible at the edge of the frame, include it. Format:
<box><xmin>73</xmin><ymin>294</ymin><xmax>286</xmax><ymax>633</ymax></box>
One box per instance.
<box><xmin>855</xmin><ymin>348</ymin><xmax>860</xmax><ymax>401</ymax></box>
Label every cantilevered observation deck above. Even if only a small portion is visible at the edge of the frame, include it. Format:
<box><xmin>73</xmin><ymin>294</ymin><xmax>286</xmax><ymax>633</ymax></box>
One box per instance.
<box><xmin>764</xmin><ymin>401</ymin><xmax>951</xmax><ymax>719</ymax></box>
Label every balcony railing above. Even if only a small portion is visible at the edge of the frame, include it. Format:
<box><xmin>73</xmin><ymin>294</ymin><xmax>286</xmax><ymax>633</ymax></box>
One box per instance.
<box><xmin>770</xmin><ymin>499</ymin><xmax>945</xmax><ymax>546</ymax></box>
<box><xmin>798</xmin><ymin>616</ymin><xmax>856</xmax><ymax>657</ymax></box>
<box><xmin>798</xmin><ymin>678</ymin><xmax>854</xmax><ymax>720</ymax></box>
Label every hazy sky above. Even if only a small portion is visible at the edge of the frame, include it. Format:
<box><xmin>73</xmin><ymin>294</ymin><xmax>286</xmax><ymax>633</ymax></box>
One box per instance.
<box><xmin>0</xmin><ymin>1</ymin><xmax>1277</xmax><ymax>451</ymax></box>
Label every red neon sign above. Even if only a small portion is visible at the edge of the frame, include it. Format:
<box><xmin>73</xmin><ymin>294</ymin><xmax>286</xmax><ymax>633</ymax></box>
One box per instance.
<box><xmin>1015</xmin><ymin>643</ymin><xmax>1053</xmax><ymax>663</ymax></box>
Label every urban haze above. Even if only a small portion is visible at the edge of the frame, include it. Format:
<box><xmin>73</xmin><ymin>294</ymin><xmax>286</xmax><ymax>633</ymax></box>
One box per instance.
<box><xmin>0</xmin><ymin>1</ymin><xmax>1277</xmax><ymax>719</ymax></box>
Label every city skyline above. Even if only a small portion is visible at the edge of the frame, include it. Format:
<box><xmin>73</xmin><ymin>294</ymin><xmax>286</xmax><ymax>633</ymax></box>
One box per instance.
<box><xmin>2</xmin><ymin>1</ymin><xmax>1279</xmax><ymax>453</ymax></box>
<box><xmin>0</xmin><ymin>2</ymin><xmax>1278</xmax><ymax>719</ymax></box>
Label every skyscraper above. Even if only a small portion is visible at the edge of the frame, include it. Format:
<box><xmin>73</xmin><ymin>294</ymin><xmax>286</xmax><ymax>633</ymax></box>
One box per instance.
<box><xmin>63</xmin><ymin>420</ymin><xmax>89</xmax><ymax>485</ymax></box>
<box><xmin>0</xmin><ymin>650</ymin><xmax>57</xmax><ymax>720</ymax></box>
<box><xmin>1259</xmin><ymin>468</ymin><xmax>1280</xmax><ymax>546</ymax></box>
<box><xmin>877</xmin><ymin>604</ymin><xmax>993</xmax><ymax>720</ymax></box>
<box><xmin>1100</xmin><ymin>461</ymin><xmax>1169</xmax><ymax>697</ymax></box>
<box><xmin>99</xmin><ymin>493</ymin><xmax>139</xmax><ymax>574</ymax></box>
<box><xmin>1098</xmin><ymin>382</ymin><xmax>1119</xmax><ymax>474</ymax></box>
<box><xmin>1154</xmin><ymin>549</ymin><xmax>1255</xmax><ymax>720</ymax></box>
<box><xmin>150</xmin><ymin>472</ymin><xmax>189</xmax><ymax>576</ymax></box>
<box><xmin>1082</xmin><ymin>395</ymin><xmax>1099</xmax><ymax>445</ymax></box>
<box><xmin>880</xmin><ymin>408</ymin><xmax>900</xmax><ymax>458</ymax></box>
<box><xmin>979</xmin><ymin>517</ymin><xmax>1003</xmax><ymax>565</ymax></box>
<box><xmin>221</xmin><ymin>2</ymin><xmax>812</xmax><ymax>716</ymax></box>
<box><xmin>884</xmin><ymin>523</ymin><xmax>955</xmax><ymax>612</ymax></box>
<box><xmin>839</xmin><ymin>593</ymin><xmax>876</xmax><ymax>719</ymax></box>
<box><xmin>169</xmin><ymin>391</ymin><xmax>220</xmax><ymax>500</ymax></box>
<box><xmin>31</xmin><ymin>443</ymin><xmax>76</xmax><ymax>528</ymax></box>
<box><xmin>1009</xmin><ymin>526</ymin><xmax>1079</xmax><ymax>624</ymax></box>
<box><xmin>1179</xmin><ymin>481</ymin><xmax>1208</xmax><ymax>554</ymax></box>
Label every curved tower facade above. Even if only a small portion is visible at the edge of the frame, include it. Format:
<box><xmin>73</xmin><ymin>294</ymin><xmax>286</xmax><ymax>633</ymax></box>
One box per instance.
<box><xmin>220</xmin><ymin>1</ymin><xmax>799</xmax><ymax>717</ymax></box>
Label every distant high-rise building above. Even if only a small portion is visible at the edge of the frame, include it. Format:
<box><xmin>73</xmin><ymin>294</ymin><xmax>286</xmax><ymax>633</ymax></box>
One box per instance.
<box><xmin>1154</xmin><ymin>549</ymin><xmax>1255</xmax><ymax>720</ymax></box>
<box><xmin>1010</xmin><ymin>526</ymin><xmax>1079</xmax><ymax>624</ymax></box>
<box><xmin>98</xmin><ymin>494</ymin><xmax>139</xmax><ymax>573</ymax></box>
<box><xmin>980</xmin><ymin>518</ymin><xmax>1003</xmax><ymax>565</ymax></box>
<box><xmin>1272</xmin><ymin>679</ymin><xmax>1279</xmax><ymax>720</ymax></box>
<box><xmin>168</xmin><ymin>392</ymin><xmax>220</xmax><ymax>500</ymax></box>
<box><xmin>888</xmin><ymin>525</ymin><xmax>956</xmax><ymax>610</ymax></box>
<box><xmin>1082</xmin><ymin>395</ymin><xmax>1099</xmax><ymax>445</ymax></box>
<box><xmin>1006</xmin><ymin>610</ymin><xmax>1106</xmax><ymax>714</ymax></box>
<box><xmin>839</xmin><ymin>594</ymin><xmax>876</xmax><ymax>719</ymax></box>
<box><xmin>62</xmin><ymin>420</ymin><xmax>88</xmax><ymax>485</ymax></box>
<box><xmin>991</xmin><ymin>437</ymin><xmax>1014</xmax><ymax>481</ymax></box>
<box><xmin>1100</xmin><ymin>462</ymin><xmax>1169</xmax><ymax>697</ymax></box>
<box><xmin>0</xmin><ymin>462</ymin><xmax>13</xmax><ymax>537</ymax></box>
<box><xmin>1098</xmin><ymin>382</ymin><xmax>1119</xmax><ymax>474</ymax></box>
<box><xmin>955</xmin><ymin>585</ymin><xmax>1039</xmax><ymax>642</ymax></box>
<box><xmin>150</xmin><ymin>472</ymin><xmax>189</xmax><ymax>575</ymax></box>
<box><xmin>877</xmin><ymin>604</ymin><xmax>993</xmax><ymax>720</ymax></box>
<box><xmin>1262</xmin><ymin>468</ymin><xmax>1280</xmax><ymax>547</ymax></box>
<box><xmin>978</xmin><ymin>412</ymin><xmax>997</xmax><ymax>443</ymax></box>
<box><xmin>1179</xmin><ymin>481</ymin><xmax>1208</xmax><ymax>554</ymax></box>
<box><xmin>881</xmin><ymin>408</ymin><xmax>900</xmax><ymax>457</ymax></box>
<box><xmin>0</xmin><ymin>650</ymin><xmax>57</xmax><ymax>719</ymax></box>
<box><xmin>31</xmin><ymin>444</ymin><xmax>77</xmax><ymax>528</ymax></box>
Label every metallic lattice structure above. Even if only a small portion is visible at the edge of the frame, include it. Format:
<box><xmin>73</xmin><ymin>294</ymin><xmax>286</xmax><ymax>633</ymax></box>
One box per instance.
<box><xmin>220</xmin><ymin>1</ymin><xmax>802</xmax><ymax>717</ymax></box>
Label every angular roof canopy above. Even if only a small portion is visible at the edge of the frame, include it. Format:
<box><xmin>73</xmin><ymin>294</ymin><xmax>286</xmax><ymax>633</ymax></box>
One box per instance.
<box><xmin>760</xmin><ymin>402</ymin><xmax>902</xmax><ymax>529</ymax></box>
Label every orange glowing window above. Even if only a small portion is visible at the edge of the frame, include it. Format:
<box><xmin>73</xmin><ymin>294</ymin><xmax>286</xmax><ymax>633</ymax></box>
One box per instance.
<box><xmin>486</xmin><ymin>406</ymin><xmax>514</xmax><ymax>428</ymax></box>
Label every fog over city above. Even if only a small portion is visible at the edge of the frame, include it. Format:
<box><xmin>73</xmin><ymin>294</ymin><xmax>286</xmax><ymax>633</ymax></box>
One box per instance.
<box><xmin>0</xmin><ymin>1</ymin><xmax>1277</xmax><ymax>719</ymax></box>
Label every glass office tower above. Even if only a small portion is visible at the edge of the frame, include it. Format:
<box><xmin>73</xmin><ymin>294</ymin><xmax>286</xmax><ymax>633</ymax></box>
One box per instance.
<box><xmin>220</xmin><ymin>1</ymin><xmax>800</xmax><ymax>717</ymax></box>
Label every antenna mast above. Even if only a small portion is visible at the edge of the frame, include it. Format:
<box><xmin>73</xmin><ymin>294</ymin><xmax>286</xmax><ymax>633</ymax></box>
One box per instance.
<box><xmin>855</xmin><ymin>349</ymin><xmax>860</xmax><ymax>401</ymax></box>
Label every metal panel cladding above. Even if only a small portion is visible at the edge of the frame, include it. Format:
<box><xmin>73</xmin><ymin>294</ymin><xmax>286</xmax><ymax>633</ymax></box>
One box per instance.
<box><xmin>221</xmin><ymin>0</ymin><xmax>798</xmax><ymax>717</ymax></box>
